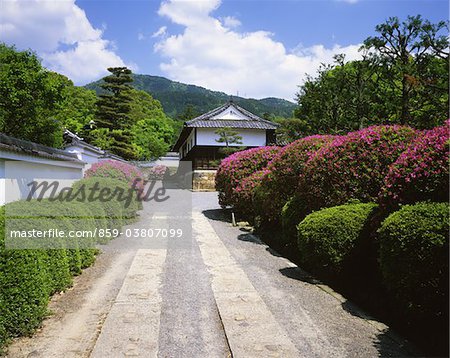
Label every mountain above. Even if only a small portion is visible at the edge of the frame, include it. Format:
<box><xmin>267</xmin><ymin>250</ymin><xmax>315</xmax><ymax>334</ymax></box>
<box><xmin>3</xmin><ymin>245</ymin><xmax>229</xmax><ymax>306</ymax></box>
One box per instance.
<box><xmin>85</xmin><ymin>74</ymin><xmax>296</xmax><ymax>119</ymax></box>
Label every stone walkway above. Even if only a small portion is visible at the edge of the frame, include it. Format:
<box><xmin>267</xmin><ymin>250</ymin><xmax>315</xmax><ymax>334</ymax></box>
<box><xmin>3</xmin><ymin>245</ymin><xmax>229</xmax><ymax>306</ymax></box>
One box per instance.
<box><xmin>5</xmin><ymin>192</ymin><xmax>417</xmax><ymax>357</ymax></box>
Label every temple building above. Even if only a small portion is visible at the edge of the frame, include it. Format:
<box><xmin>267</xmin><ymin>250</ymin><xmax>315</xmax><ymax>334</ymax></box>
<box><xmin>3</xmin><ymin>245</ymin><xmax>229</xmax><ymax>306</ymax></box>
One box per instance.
<box><xmin>173</xmin><ymin>101</ymin><xmax>278</xmax><ymax>171</ymax></box>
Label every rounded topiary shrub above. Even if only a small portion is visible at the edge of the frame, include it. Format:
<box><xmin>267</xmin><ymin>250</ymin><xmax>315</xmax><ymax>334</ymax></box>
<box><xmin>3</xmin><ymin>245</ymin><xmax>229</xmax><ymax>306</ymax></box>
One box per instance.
<box><xmin>378</xmin><ymin>202</ymin><xmax>449</xmax><ymax>320</ymax></box>
<box><xmin>85</xmin><ymin>160</ymin><xmax>145</xmax><ymax>193</ymax></box>
<box><xmin>147</xmin><ymin>165</ymin><xmax>167</xmax><ymax>180</ymax></box>
<box><xmin>379</xmin><ymin>123</ymin><xmax>449</xmax><ymax>210</ymax></box>
<box><xmin>71</xmin><ymin>177</ymin><xmax>140</xmax><ymax>228</ymax></box>
<box><xmin>299</xmin><ymin>125</ymin><xmax>417</xmax><ymax>212</ymax></box>
<box><xmin>254</xmin><ymin>135</ymin><xmax>334</xmax><ymax>226</ymax></box>
<box><xmin>232</xmin><ymin>169</ymin><xmax>268</xmax><ymax>222</ymax></box>
<box><xmin>280</xmin><ymin>195</ymin><xmax>309</xmax><ymax>246</ymax></box>
<box><xmin>215</xmin><ymin>146</ymin><xmax>281</xmax><ymax>209</ymax></box>
<box><xmin>297</xmin><ymin>203</ymin><xmax>377</xmax><ymax>278</ymax></box>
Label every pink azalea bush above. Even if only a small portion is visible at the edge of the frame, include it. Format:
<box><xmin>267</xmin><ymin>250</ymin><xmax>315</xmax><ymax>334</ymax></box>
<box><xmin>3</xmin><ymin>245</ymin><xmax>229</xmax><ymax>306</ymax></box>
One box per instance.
<box><xmin>147</xmin><ymin>165</ymin><xmax>167</xmax><ymax>180</ymax></box>
<box><xmin>215</xmin><ymin>146</ymin><xmax>281</xmax><ymax>209</ymax></box>
<box><xmin>379</xmin><ymin>122</ymin><xmax>449</xmax><ymax>209</ymax></box>
<box><xmin>85</xmin><ymin>160</ymin><xmax>144</xmax><ymax>192</ymax></box>
<box><xmin>298</xmin><ymin>125</ymin><xmax>418</xmax><ymax>212</ymax></box>
<box><xmin>232</xmin><ymin>169</ymin><xmax>269</xmax><ymax>221</ymax></box>
<box><xmin>254</xmin><ymin>135</ymin><xmax>334</xmax><ymax>225</ymax></box>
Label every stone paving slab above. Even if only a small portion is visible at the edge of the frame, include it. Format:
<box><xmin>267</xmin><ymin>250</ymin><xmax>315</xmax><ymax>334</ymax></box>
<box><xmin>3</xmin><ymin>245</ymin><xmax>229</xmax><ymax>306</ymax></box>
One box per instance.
<box><xmin>90</xmin><ymin>249</ymin><xmax>166</xmax><ymax>358</ymax></box>
<box><xmin>193</xmin><ymin>212</ymin><xmax>300</xmax><ymax>357</ymax></box>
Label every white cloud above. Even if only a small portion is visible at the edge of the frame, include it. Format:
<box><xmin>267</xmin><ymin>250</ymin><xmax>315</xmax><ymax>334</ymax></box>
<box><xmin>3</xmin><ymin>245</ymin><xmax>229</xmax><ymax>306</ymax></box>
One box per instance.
<box><xmin>138</xmin><ymin>32</ymin><xmax>146</xmax><ymax>41</ymax></box>
<box><xmin>154</xmin><ymin>0</ymin><xmax>361</xmax><ymax>100</ymax></box>
<box><xmin>152</xmin><ymin>26</ymin><xmax>168</xmax><ymax>38</ymax></box>
<box><xmin>0</xmin><ymin>0</ymin><xmax>128</xmax><ymax>84</ymax></box>
<box><xmin>335</xmin><ymin>0</ymin><xmax>359</xmax><ymax>3</ymax></box>
<box><xmin>222</xmin><ymin>16</ymin><xmax>241</xmax><ymax>28</ymax></box>
<box><xmin>158</xmin><ymin>0</ymin><xmax>221</xmax><ymax>27</ymax></box>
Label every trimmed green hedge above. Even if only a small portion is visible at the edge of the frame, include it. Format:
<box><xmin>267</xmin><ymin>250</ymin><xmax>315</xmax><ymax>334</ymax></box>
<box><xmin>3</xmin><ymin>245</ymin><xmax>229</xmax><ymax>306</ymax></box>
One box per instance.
<box><xmin>378</xmin><ymin>202</ymin><xmax>449</xmax><ymax>321</ymax></box>
<box><xmin>0</xmin><ymin>204</ymin><xmax>51</xmax><ymax>349</ymax></box>
<box><xmin>71</xmin><ymin>177</ymin><xmax>140</xmax><ymax>227</ymax></box>
<box><xmin>281</xmin><ymin>195</ymin><xmax>309</xmax><ymax>246</ymax></box>
<box><xmin>0</xmin><ymin>176</ymin><xmax>143</xmax><ymax>352</ymax></box>
<box><xmin>297</xmin><ymin>203</ymin><xmax>377</xmax><ymax>278</ymax></box>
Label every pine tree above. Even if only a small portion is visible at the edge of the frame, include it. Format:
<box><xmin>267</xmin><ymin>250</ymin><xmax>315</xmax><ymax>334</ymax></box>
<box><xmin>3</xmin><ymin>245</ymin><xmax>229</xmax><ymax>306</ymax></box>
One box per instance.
<box><xmin>94</xmin><ymin>67</ymin><xmax>137</xmax><ymax>160</ymax></box>
<box><xmin>215</xmin><ymin>127</ymin><xmax>243</xmax><ymax>156</ymax></box>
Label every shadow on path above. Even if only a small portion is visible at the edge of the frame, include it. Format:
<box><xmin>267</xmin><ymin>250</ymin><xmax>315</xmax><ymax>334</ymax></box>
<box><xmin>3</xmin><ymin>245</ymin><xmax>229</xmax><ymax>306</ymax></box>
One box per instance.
<box><xmin>237</xmin><ymin>233</ymin><xmax>264</xmax><ymax>245</ymax></box>
<box><xmin>280</xmin><ymin>265</ymin><xmax>421</xmax><ymax>357</ymax></box>
<box><xmin>202</xmin><ymin>208</ymin><xmax>232</xmax><ymax>223</ymax></box>
<box><xmin>279</xmin><ymin>266</ymin><xmax>322</xmax><ymax>285</ymax></box>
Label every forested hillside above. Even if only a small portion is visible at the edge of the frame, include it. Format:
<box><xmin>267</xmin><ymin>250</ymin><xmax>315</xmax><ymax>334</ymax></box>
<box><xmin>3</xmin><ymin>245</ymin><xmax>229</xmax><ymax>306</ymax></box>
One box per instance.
<box><xmin>85</xmin><ymin>74</ymin><xmax>296</xmax><ymax>119</ymax></box>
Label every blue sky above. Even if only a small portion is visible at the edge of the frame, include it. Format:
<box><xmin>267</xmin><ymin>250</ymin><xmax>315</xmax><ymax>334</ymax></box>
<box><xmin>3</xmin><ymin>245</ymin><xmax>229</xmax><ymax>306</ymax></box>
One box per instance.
<box><xmin>1</xmin><ymin>0</ymin><xmax>448</xmax><ymax>100</ymax></box>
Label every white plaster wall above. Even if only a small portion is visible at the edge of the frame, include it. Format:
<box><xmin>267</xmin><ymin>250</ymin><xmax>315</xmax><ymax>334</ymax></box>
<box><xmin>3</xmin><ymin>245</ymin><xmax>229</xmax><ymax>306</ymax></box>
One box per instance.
<box><xmin>0</xmin><ymin>159</ymin><xmax>83</xmax><ymax>205</ymax></box>
<box><xmin>196</xmin><ymin>128</ymin><xmax>266</xmax><ymax>147</ymax></box>
<box><xmin>0</xmin><ymin>161</ymin><xmax>5</xmax><ymax>207</ymax></box>
<box><xmin>185</xmin><ymin>130</ymin><xmax>195</xmax><ymax>155</ymax></box>
<box><xmin>141</xmin><ymin>157</ymin><xmax>180</xmax><ymax>168</ymax></box>
<box><xmin>65</xmin><ymin>145</ymin><xmax>102</xmax><ymax>171</ymax></box>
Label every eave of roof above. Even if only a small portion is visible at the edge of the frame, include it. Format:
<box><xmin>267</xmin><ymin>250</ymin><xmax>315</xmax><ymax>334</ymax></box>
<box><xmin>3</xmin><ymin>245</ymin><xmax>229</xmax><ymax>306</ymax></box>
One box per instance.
<box><xmin>65</xmin><ymin>139</ymin><xmax>104</xmax><ymax>155</ymax></box>
<box><xmin>187</xmin><ymin>119</ymin><xmax>277</xmax><ymax>130</ymax></box>
<box><xmin>172</xmin><ymin>127</ymin><xmax>193</xmax><ymax>152</ymax></box>
<box><xmin>63</xmin><ymin>129</ymin><xmax>104</xmax><ymax>154</ymax></box>
<box><xmin>0</xmin><ymin>133</ymin><xmax>84</xmax><ymax>163</ymax></box>
<box><xmin>185</xmin><ymin>102</ymin><xmax>279</xmax><ymax>129</ymax></box>
<box><xmin>172</xmin><ymin>101</ymin><xmax>279</xmax><ymax>151</ymax></box>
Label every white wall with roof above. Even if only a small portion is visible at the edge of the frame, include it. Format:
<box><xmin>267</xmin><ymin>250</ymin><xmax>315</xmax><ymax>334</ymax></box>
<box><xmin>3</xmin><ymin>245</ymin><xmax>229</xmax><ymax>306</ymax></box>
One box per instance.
<box><xmin>64</xmin><ymin>142</ymin><xmax>103</xmax><ymax>172</ymax></box>
<box><xmin>196</xmin><ymin>128</ymin><xmax>266</xmax><ymax>147</ymax></box>
<box><xmin>0</xmin><ymin>150</ymin><xmax>84</xmax><ymax>206</ymax></box>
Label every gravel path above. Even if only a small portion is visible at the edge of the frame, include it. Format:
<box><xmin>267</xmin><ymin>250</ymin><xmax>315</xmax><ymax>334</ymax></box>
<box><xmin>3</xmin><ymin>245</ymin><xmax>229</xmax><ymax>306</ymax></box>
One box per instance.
<box><xmin>4</xmin><ymin>191</ymin><xmax>416</xmax><ymax>357</ymax></box>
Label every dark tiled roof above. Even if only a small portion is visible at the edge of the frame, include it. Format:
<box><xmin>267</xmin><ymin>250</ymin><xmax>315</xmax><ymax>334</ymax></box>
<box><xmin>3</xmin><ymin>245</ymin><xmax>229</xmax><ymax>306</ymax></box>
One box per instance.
<box><xmin>63</xmin><ymin>129</ymin><xmax>104</xmax><ymax>154</ymax></box>
<box><xmin>185</xmin><ymin>102</ymin><xmax>278</xmax><ymax>130</ymax></box>
<box><xmin>187</xmin><ymin>119</ymin><xmax>277</xmax><ymax>129</ymax></box>
<box><xmin>0</xmin><ymin>133</ymin><xmax>84</xmax><ymax>163</ymax></box>
<box><xmin>100</xmin><ymin>151</ymin><xmax>128</xmax><ymax>163</ymax></box>
<box><xmin>173</xmin><ymin>102</ymin><xmax>279</xmax><ymax>151</ymax></box>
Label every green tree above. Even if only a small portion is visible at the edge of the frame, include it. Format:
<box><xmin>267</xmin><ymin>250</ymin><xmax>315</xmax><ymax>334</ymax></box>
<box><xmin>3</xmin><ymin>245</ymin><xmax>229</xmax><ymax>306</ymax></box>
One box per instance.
<box><xmin>176</xmin><ymin>104</ymin><xmax>198</xmax><ymax>122</ymax></box>
<box><xmin>0</xmin><ymin>44</ymin><xmax>68</xmax><ymax>147</ymax></box>
<box><xmin>128</xmin><ymin>89</ymin><xmax>175</xmax><ymax>160</ymax></box>
<box><xmin>274</xmin><ymin>117</ymin><xmax>310</xmax><ymax>143</ymax></box>
<box><xmin>53</xmin><ymin>85</ymin><xmax>97</xmax><ymax>137</ymax></box>
<box><xmin>215</xmin><ymin>127</ymin><xmax>243</xmax><ymax>156</ymax></box>
<box><xmin>295</xmin><ymin>16</ymin><xmax>449</xmax><ymax>134</ymax></box>
<box><xmin>215</xmin><ymin>127</ymin><xmax>243</xmax><ymax>147</ymax></box>
<box><xmin>94</xmin><ymin>67</ymin><xmax>137</xmax><ymax>159</ymax></box>
<box><xmin>363</xmin><ymin>15</ymin><xmax>449</xmax><ymax>125</ymax></box>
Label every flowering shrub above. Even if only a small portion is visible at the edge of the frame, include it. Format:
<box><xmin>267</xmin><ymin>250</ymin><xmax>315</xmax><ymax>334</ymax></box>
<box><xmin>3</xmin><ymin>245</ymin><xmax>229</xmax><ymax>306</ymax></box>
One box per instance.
<box><xmin>232</xmin><ymin>169</ymin><xmax>269</xmax><ymax>221</ymax></box>
<box><xmin>254</xmin><ymin>135</ymin><xmax>334</xmax><ymax>225</ymax></box>
<box><xmin>298</xmin><ymin>125</ymin><xmax>417</xmax><ymax>212</ymax></box>
<box><xmin>147</xmin><ymin>165</ymin><xmax>167</xmax><ymax>180</ymax></box>
<box><xmin>379</xmin><ymin>122</ymin><xmax>449</xmax><ymax>209</ymax></box>
<box><xmin>215</xmin><ymin>146</ymin><xmax>281</xmax><ymax>209</ymax></box>
<box><xmin>85</xmin><ymin>160</ymin><xmax>144</xmax><ymax>192</ymax></box>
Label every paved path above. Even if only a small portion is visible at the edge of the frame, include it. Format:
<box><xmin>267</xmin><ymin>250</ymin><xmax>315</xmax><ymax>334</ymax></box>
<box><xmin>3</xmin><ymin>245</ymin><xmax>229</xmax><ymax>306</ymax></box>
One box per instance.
<box><xmin>6</xmin><ymin>192</ymin><xmax>416</xmax><ymax>358</ymax></box>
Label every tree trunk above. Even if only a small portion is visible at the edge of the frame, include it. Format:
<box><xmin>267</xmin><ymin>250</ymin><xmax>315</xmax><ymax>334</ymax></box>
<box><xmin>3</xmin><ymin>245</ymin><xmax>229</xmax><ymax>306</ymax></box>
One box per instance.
<box><xmin>401</xmin><ymin>74</ymin><xmax>411</xmax><ymax>125</ymax></box>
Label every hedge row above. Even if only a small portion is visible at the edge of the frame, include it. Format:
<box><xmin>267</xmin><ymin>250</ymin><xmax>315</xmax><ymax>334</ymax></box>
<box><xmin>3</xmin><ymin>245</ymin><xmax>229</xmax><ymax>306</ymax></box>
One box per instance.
<box><xmin>215</xmin><ymin>146</ymin><xmax>281</xmax><ymax>210</ymax></box>
<box><xmin>0</xmin><ymin>176</ymin><xmax>142</xmax><ymax>351</ymax></box>
<box><xmin>296</xmin><ymin>201</ymin><xmax>449</xmax><ymax>353</ymax></box>
<box><xmin>378</xmin><ymin>202</ymin><xmax>449</xmax><ymax>324</ymax></box>
<box><xmin>85</xmin><ymin>160</ymin><xmax>145</xmax><ymax>193</ymax></box>
<box><xmin>255</xmin><ymin>135</ymin><xmax>334</xmax><ymax>226</ymax></box>
<box><xmin>216</xmin><ymin>122</ymin><xmax>449</xmax><ymax>354</ymax></box>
